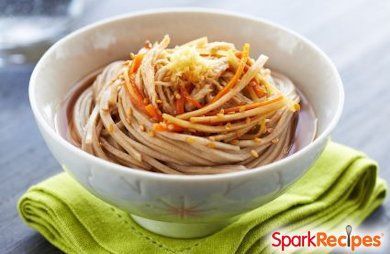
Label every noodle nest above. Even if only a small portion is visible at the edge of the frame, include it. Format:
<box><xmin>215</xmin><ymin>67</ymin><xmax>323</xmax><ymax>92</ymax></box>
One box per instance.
<box><xmin>69</xmin><ymin>35</ymin><xmax>301</xmax><ymax>175</ymax></box>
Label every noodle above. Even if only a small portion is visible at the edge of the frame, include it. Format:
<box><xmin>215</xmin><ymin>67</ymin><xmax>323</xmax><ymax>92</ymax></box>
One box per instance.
<box><xmin>64</xmin><ymin>35</ymin><xmax>309</xmax><ymax>175</ymax></box>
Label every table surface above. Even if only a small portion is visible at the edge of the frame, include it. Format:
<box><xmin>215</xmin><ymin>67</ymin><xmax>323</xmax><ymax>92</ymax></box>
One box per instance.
<box><xmin>1</xmin><ymin>0</ymin><xmax>390</xmax><ymax>253</ymax></box>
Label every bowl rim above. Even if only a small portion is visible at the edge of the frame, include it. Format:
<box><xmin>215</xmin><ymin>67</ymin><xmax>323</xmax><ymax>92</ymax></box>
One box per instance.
<box><xmin>29</xmin><ymin>7</ymin><xmax>344</xmax><ymax>182</ymax></box>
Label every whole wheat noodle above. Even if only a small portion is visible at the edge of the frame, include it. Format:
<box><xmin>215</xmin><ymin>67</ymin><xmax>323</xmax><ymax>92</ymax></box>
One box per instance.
<box><xmin>67</xmin><ymin>35</ymin><xmax>305</xmax><ymax>175</ymax></box>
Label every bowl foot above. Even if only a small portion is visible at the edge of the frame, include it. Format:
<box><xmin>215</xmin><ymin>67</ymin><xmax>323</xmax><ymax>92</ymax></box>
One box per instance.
<box><xmin>131</xmin><ymin>215</ymin><xmax>231</xmax><ymax>238</ymax></box>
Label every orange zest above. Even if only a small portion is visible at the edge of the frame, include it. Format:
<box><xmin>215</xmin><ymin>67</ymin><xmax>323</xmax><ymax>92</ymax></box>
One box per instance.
<box><xmin>211</xmin><ymin>43</ymin><xmax>250</xmax><ymax>102</ymax></box>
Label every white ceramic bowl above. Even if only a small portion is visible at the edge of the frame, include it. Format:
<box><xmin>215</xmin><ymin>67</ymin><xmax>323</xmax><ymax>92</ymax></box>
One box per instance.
<box><xmin>29</xmin><ymin>9</ymin><xmax>344</xmax><ymax>238</ymax></box>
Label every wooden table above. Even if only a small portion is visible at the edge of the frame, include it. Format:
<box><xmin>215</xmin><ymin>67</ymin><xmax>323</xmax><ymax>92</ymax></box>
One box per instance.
<box><xmin>1</xmin><ymin>0</ymin><xmax>389</xmax><ymax>253</ymax></box>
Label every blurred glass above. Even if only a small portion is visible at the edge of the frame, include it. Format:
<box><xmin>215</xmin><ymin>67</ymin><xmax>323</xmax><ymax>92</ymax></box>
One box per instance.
<box><xmin>0</xmin><ymin>0</ymin><xmax>84</xmax><ymax>67</ymax></box>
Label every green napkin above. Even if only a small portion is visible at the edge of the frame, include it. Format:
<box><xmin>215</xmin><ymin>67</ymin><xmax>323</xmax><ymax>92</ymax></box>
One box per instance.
<box><xmin>18</xmin><ymin>142</ymin><xmax>387</xmax><ymax>254</ymax></box>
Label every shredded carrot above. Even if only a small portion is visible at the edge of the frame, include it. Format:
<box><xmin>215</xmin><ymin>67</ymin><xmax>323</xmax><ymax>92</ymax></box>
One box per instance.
<box><xmin>212</xmin><ymin>43</ymin><xmax>250</xmax><ymax>102</ymax></box>
<box><xmin>153</xmin><ymin>122</ymin><xmax>184</xmax><ymax>132</ymax></box>
<box><xmin>124</xmin><ymin>72</ymin><xmax>144</xmax><ymax>109</ymax></box>
<box><xmin>130</xmin><ymin>54</ymin><xmax>144</xmax><ymax>74</ymax></box>
<box><xmin>180</xmin><ymin>86</ymin><xmax>202</xmax><ymax>108</ymax></box>
<box><xmin>125</xmin><ymin>56</ymin><xmax>163</xmax><ymax>122</ymax></box>
<box><xmin>167</xmin><ymin>123</ymin><xmax>184</xmax><ymax>132</ymax></box>
<box><xmin>175</xmin><ymin>95</ymin><xmax>185</xmax><ymax>115</ymax></box>
<box><xmin>246</xmin><ymin>86</ymin><xmax>258</xmax><ymax>101</ymax></box>
<box><xmin>223</xmin><ymin>96</ymin><xmax>284</xmax><ymax>113</ymax></box>
<box><xmin>145</xmin><ymin>104</ymin><xmax>162</xmax><ymax>121</ymax></box>
<box><xmin>253</xmin><ymin>84</ymin><xmax>267</xmax><ymax>97</ymax></box>
<box><xmin>257</xmin><ymin>76</ymin><xmax>272</xmax><ymax>95</ymax></box>
<box><xmin>153</xmin><ymin>123</ymin><xmax>167</xmax><ymax>131</ymax></box>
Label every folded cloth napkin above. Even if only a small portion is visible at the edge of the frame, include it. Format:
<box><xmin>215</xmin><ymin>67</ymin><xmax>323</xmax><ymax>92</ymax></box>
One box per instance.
<box><xmin>18</xmin><ymin>142</ymin><xmax>387</xmax><ymax>254</ymax></box>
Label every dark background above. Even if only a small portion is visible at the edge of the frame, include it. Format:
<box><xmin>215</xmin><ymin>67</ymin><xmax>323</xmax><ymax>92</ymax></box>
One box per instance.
<box><xmin>1</xmin><ymin>0</ymin><xmax>390</xmax><ymax>253</ymax></box>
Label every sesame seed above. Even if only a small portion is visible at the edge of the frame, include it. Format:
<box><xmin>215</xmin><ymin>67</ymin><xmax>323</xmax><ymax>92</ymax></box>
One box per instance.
<box><xmin>158</xmin><ymin>122</ymin><xmax>167</xmax><ymax>128</ymax></box>
<box><xmin>254</xmin><ymin>137</ymin><xmax>261</xmax><ymax>143</ymax></box>
<box><xmin>260</xmin><ymin>119</ymin><xmax>267</xmax><ymax>133</ymax></box>
<box><xmin>108</xmin><ymin>124</ymin><xmax>114</xmax><ymax>133</ymax></box>
<box><xmin>231</xmin><ymin>139</ymin><xmax>239</xmax><ymax>145</ymax></box>
<box><xmin>262</xmin><ymin>68</ymin><xmax>271</xmax><ymax>76</ymax></box>
<box><xmin>145</xmin><ymin>41</ymin><xmax>152</xmax><ymax>48</ymax></box>
<box><xmin>207</xmin><ymin>142</ymin><xmax>216</xmax><ymax>149</ymax></box>
<box><xmin>139</xmin><ymin>125</ymin><xmax>145</xmax><ymax>132</ymax></box>
<box><xmin>126</xmin><ymin>108</ymin><xmax>132</xmax><ymax>118</ymax></box>
<box><xmin>251</xmin><ymin>150</ymin><xmax>259</xmax><ymax>158</ymax></box>
<box><xmin>272</xmin><ymin>138</ymin><xmax>279</xmax><ymax>144</ymax></box>
<box><xmin>185</xmin><ymin>137</ymin><xmax>196</xmax><ymax>144</ymax></box>
<box><xmin>225</xmin><ymin>123</ymin><xmax>232</xmax><ymax>130</ymax></box>
<box><xmin>217</xmin><ymin>113</ymin><xmax>224</xmax><ymax>119</ymax></box>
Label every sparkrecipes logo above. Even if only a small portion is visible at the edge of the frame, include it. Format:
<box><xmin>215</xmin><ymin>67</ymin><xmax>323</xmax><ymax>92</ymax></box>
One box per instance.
<box><xmin>271</xmin><ymin>225</ymin><xmax>384</xmax><ymax>252</ymax></box>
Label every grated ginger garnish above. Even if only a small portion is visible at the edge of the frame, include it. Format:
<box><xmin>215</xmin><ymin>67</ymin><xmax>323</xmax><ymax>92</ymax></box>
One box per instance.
<box><xmin>166</xmin><ymin>45</ymin><xmax>227</xmax><ymax>84</ymax></box>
